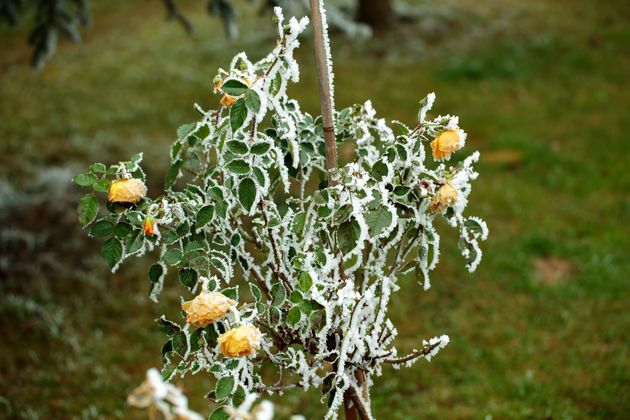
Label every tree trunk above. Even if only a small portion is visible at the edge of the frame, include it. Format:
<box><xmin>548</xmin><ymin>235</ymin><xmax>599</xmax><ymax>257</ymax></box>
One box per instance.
<box><xmin>356</xmin><ymin>0</ymin><xmax>393</xmax><ymax>30</ymax></box>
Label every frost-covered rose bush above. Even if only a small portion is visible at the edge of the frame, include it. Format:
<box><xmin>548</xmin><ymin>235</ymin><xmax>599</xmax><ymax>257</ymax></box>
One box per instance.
<box><xmin>74</xmin><ymin>7</ymin><xmax>487</xmax><ymax>419</ymax></box>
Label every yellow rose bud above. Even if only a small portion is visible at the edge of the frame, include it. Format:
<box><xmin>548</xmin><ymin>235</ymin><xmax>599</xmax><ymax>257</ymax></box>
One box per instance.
<box><xmin>430</xmin><ymin>183</ymin><xmax>458</xmax><ymax>213</ymax></box>
<box><xmin>143</xmin><ymin>217</ymin><xmax>156</xmax><ymax>236</ymax></box>
<box><xmin>181</xmin><ymin>291</ymin><xmax>235</xmax><ymax>328</ymax></box>
<box><xmin>218</xmin><ymin>324</ymin><xmax>261</xmax><ymax>358</ymax></box>
<box><xmin>219</xmin><ymin>94</ymin><xmax>237</xmax><ymax>108</ymax></box>
<box><xmin>108</xmin><ymin>178</ymin><xmax>147</xmax><ymax>204</ymax></box>
<box><xmin>430</xmin><ymin>130</ymin><xmax>461</xmax><ymax>161</ymax></box>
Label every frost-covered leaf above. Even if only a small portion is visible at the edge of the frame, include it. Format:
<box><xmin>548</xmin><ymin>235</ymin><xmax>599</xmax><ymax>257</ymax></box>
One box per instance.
<box><xmin>163</xmin><ymin>248</ymin><xmax>183</xmax><ymax>266</ymax></box>
<box><xmin>238</xmin><ymin>177</ymin><xmax>257</xmax><ymax>213</ymax></box>
<box><xmin>244</xmin><ymin>89</ymin><xmax>261</xmax><ymax>113</ymax></box>
<box><xmin>78</xmin><ymin>193</ymin><xmax>98</xmax><ymax>226</ymax></box>
<box><xmin>229</xmin><ymin>98</ymin><xmax>247</xmax><ymax>132</ymax></box>
<box><xmin>250</xmin><ymin>142</ymin><xmax>271</xmax><ymax>155</ymax></box>
<box><xmin>89</xmin><ymin>220</ymin><xmax>113</xmax><ymax>238</ymax></box>
<box><xmin>209</xmin><ymin>407</ymin><xmax>229</xmax><ymax>420</ymax></box>
<box><xmin>227</xmin><ymin>140</ymin><xmax>248</xmax><ymax>155</ymax></box>
<box><xmin>372</xmin><ymin>160</ymin><xmax>389</xmax><ymax>181</ymax></box>
<box><xmin>365</xmin><ymin>206</ymin><xmax>393</xmax><ymax>237</ymax></box>
<box><xmin>172</xmin><ymin>331</ymin><xmax>187</xmax><ymax>356</ymax></box>
<box><xmin>196</xmin><ymin>205</ymin><xmax>215</xmax><ymax>228</ymax></box>
<box><xmin>125</xmin><ymin>230</ymin><xmax>144</xmax><ymax>254</ymax></box>
<box><xmin>157</xmin><ymin>316</ymin><xmax>181</xmax><ymax>336</ymax></box>
<box><xmin>148</xmin><ymin>263</ymin><xmax>164</xmax><ymax>283</ymax></box>
<box><xmin>102</xmin><ymin>237</ymin><xmax>123</xmax><ymax>269</ymax></box>
<box><xmin>215</xmin><ymin>376</ymin><xmax>235</xmax><ymax>400</ymax></box>
<box><xmin>292</xmin><ymin>211</ymin><xmax>307</xmax><ymax>238</ymax></box>
<box><xmin>177</xmin><ymin>123</ymin><xmax>196</xmax><ymax>140</ymax></box>
<box><xmin>225</xmin><ymin>159</ymin><xmax>250</xmax><ymax>174</ymax></box>
<box><xmin>287</xmin><ymin>305</ymin><xmax>301</xmax><ymax>326</ymax></box>
<box><xmin>179</xmin><ymin>268</ymin><xmax>198</xmax><ymax>288</ymax></box>
<box><xmin>221</xmin><ymin>79</ymin><xmax>248</xmax><ymax>96</ymax></box>
<box><xmin>250</xmin><ymin>283</ymin><xmax>262</xmax><ymax>302</ymax></box>
<box><xmin>270</xmin><ymin>283</ymin><xmax>285</xmax><ymax>307</ymax></box>
<box><xmin>298</xmin><ymin>272</ymin><xmax>313</xmax><ymax>292</ymax></box>
<box><xmin>337</xmin><ymin>219</ymin><xmax>360</xmax><ymax>254</ymax></box>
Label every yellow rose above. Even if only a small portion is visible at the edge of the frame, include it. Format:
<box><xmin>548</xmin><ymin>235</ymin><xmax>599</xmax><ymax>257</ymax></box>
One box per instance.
<box><xmin>181</xmin><ymin>291</ymin><xmax>235</xmax><ymax>328</ymax></box>
<box><xmin>430</xmin><ymin>183</ymin><xmax>458</xmax><ymax>213</ymax></box>
<box><xmin>218</xmin><ymin>324</ymin><xmax>261</xmax><ymax>358</ymax></box>
<box><xmin>219</xmin><ymin>94</ymin><xmax>237</xmax><ymax>108</ymax></box>
<box><xmin>108</xmin><ymin>178</ymin><xmax>147</xmax><ymax>204</ymax></box>
<box><xmin>430</xmin><ymin>130</ymin><xmax>461</xmax><ymax>161</ymax></box>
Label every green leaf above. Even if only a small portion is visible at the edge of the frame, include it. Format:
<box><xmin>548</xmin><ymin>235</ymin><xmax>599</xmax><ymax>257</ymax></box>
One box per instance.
<box><xmin>165</xmin><ymin>160</ymin><xmax>182</xmax><ymax>189</ymax></box>
<box><xmin>292</xmin><ymin>212</ymin><xmax>307</xmax><ymax>238</ymax></box>
<box><xmin>298</xmin><ymin>272</ymin><xmax>313</xmax><ymax>292</ymax></box>
<box><xmin>78</xmin><ymin>193</ymin><xmax>98</xmax><ymax>226</ymax></box>
<box><xmin>92</xmin><ymin>178</ymin><xmax>110</xmax><ymax>193</ymax></box>
<box><xmin>300</xmin><ymin>299</ymin><xmax>313</xmax><ymax>315</ymax></box>
<box><xmin>244</xmin><ymin>89</ymin><xmax>261</xmax><ymax>113</ymax></box>
<box><xmin>90</xmin><ymin>163</ymin><xmax>106</xmax><ymax>173</ymax></box>
<box><xmin>337</xmin><ymin>219</ymin><xmax>360</xmax><ymax>255</ymax></box>
<box><xmin>290</xmin><ymin>290</ymin><xmax>303</xmax><ymax>304</ymax></box>
<box><xmin>250</xmin><ymin>283</ymin><xmax>262</xmax><ymax>302</ymax></box>
<box><xmin>102</xmin><ymin>238</ymin><xmax>123</xmax><ymax>270</ymax></box>
<box><xmin>172</xmin><ymin>331</ymin><xmax>187</xmax><ymax>356</ymax></box>
<box><xmin>287</xmin><ymin>306</ymin><xmax>302</xmax><ymax>326</ymax></box>
<box><xmin>73</xmin><ymin>172</ymin><xmax>97</xmax><ymax>187</ymax></box>
<box><xmin>372</xmin><ymin>160</ymin><xmax>389</xmax><ymax>182</ymax></box>
<box><xmin>89</xmin><ymin>220</ymin><xmax>113</xmax><ymax>238</ymax></box>
<box><xmin>125</xmin><ymin>230</ymin><xmax>145</xmax><ymax>254</ymax></box>
<box><xmin>163</xmin><ymin>248</ymin><xmax>183</xmax><ymax>266</ymax></box>
<box><xmin>177</xmin><ymin>123</ymin><xmax>196</xmax><ymax>140</ymax></box>
<box><xmin>157</xmin><ymin>316</ymin><xmax>181</xmax><ymax>336</ymax></box>
<box><xmin>226</xmin><ymin>140</ymin><xmax>248</xmax><ymax>155</ymax></box>
<box><xmin>215</xmin><ymin>377</ymin><xmax>235</xmax><ymax>400</ymax></box>
<box><xmin>161</xmin><ymin>367</ymin><xmax>176</xmax><ymax>382</ymax></box>
<box><xmin>238</xmin><ymin>177</ymin><xmax>257</xmax><ymax>213</ymax></box>
<box><xmin>179</xmin><ymin>268</ymin><xmax>198</xmax><ymax>288</ymax></box>
<box><xmin>221</xmin><ymin>79</ymin><xmax>248</xmax><ymax>96</ymax></box>
<box><xmin>230</xmin><ymin>98</ymin><xmax>248</xmax><ymax>132</ymax></box>
<box><xmin>365</xmin><ymin>206</ymin><xmax>393</xmax><ymax>237</ymax></box>
<box><xmin>114</xmin><ymin>222</ymin><xmax>133</xmax><ymax>238</ymax></box>
<box><xmin>464</xmin><ymin>218</ymin><xmax>485</xmax><ymax>236</ymax></box>
<box><xmin>148</xmin><ymin>263</ymin><xmax>164</xmax><ymax>283</ymax></box>
<box><xmin>225</xmin><ymin>159</ymin><xmax>250</xmax><ymax>175</ymax></box>
<box><xmin>268</xmin><ymin>306</ymin><xmax>281</xmax><ymax>325</ymax></box>
<box><xmin>196</xmin><ymin>205</ymin><xmax>214</xmax><ymax>228</ymax></box>
<box><xmin>270</xmin><ymin>283</ymin><xmax>286</xmax><ymax>307</ymax></box>
<box><xmin>209</xmin><ymin>407</ymin><xmax>229</xmax><ymax>420</ymax></box>
<box><xmin>223</xmin><ymin>287</ymin><xmax>238</xmax><ymax>301</ymax></box>
<box><xmin>250</xmin><ymin>142</ymin><xmax>271</xmax><ymax>155</ymax></box>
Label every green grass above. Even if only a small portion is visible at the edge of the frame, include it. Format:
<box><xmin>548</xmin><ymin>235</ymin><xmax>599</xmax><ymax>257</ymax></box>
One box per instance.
<box><xmin>1</xmin><ymin>0</ymin><xmax>629</xmax><ymax>418</ymax></box>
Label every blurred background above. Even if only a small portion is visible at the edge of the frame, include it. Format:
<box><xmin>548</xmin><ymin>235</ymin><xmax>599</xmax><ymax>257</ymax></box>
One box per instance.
<box><xmin>1</xmin><ymin>0</ymin><xmax>628</xmax><ymax>418</ymax></box>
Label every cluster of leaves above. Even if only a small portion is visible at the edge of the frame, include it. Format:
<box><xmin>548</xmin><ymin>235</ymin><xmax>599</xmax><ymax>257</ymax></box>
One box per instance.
<box><xmin>74</xmin><ymin>8</ymin><xmax>487</xmax><ymax>419</ymax></box>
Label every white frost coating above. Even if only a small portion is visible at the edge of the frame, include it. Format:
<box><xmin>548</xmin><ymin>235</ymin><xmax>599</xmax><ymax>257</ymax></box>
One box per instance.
<box><xmin>316</xmin><ymin>0</ymin><xmax>336</xmax><ymax>114</ymax></box>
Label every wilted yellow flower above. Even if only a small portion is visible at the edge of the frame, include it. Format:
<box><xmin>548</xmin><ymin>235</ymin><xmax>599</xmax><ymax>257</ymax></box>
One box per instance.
<box><xmin>430</xmin><ymin>183</ymin><xmax>458</xmax><ymax>213</ymax></box>
<box><xmin>143</xmin><ymin>217</ymin><xmax>156</xmax><ymax>236</ymax></box>
<box><xmin>220</xmin><ymin>94</ymin><xmax>237</xmax><ymax>108</ymax></box>
<box><xmin>218</xmin><ymin>324</ymin><xmax>261</xmax><ymax>358</ymax></box>
<box><xmin>108</xmin><ymin>178</ymin><xmax>147</xmax><ymax>204</ymax></box>
<box><xmin>181</xmin><ymin>292</ymin><xmax>235</xmax><ymax>328</ymax></box>
<box><xmin>430</xmin><ymin>130</ymin><xmax>461</xmax><ymax>161</ymax></box>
